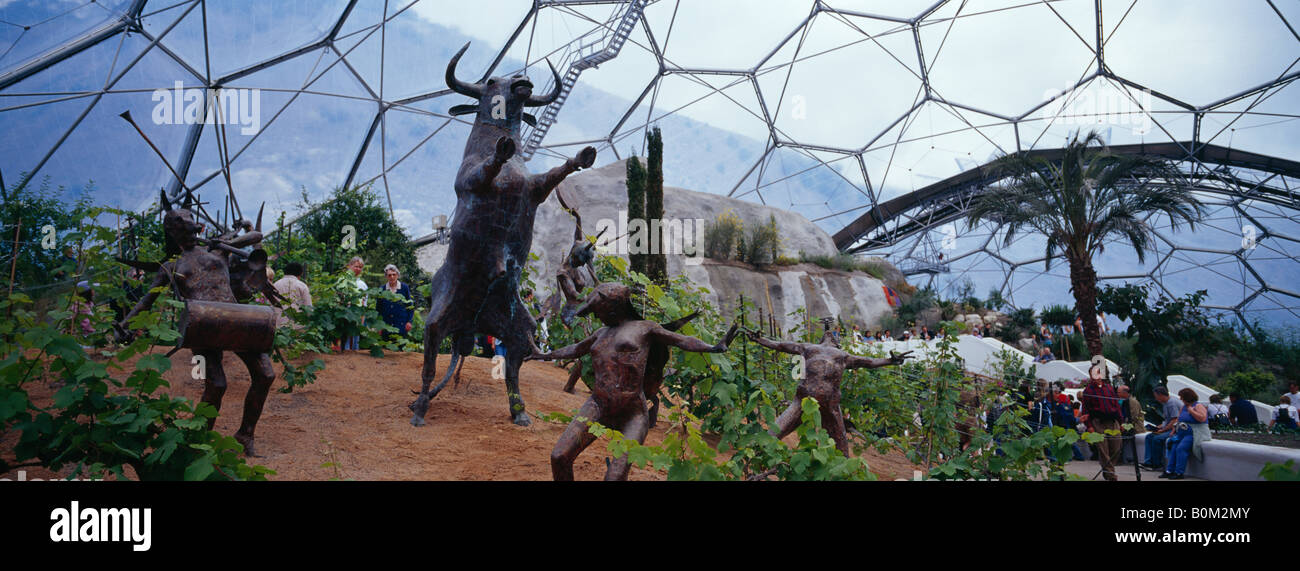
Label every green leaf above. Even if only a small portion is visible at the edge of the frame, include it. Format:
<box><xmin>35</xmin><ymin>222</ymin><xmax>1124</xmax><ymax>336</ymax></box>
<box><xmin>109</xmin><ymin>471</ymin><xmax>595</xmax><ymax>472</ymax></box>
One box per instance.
<box><xmin>52</xmin><ymin>384</ymin><xmax>85</xmax><ymax>408</ymax></box>
<box><xmin>184</xmin><ymin>455</ymin><xmax>215</xmax><ymax>481</ymax></box>
<box><xmin>136</xmin><ymin>353</ymin><xmax>172</xmax><ymax>373</ymax></box>
<box><xmin>0</xmin><ymin>391</ymin><xmax>28</xmax><ymax>420</ymax></box>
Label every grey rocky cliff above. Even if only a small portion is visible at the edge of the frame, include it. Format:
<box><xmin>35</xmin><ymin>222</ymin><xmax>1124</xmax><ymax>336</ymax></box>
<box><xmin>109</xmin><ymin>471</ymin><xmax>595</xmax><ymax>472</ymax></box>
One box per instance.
<box><xmin>416</xmin><ymin>159</ymin><xmax>901</xmax><ymax>331</ymax></box>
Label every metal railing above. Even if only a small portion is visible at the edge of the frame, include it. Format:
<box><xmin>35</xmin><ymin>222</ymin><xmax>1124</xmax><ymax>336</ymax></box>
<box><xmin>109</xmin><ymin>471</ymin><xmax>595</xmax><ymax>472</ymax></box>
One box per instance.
<box><xmin>520</xmin><ymin>0</ymin><xmax>647</xmax><ymax>160</ymax></box>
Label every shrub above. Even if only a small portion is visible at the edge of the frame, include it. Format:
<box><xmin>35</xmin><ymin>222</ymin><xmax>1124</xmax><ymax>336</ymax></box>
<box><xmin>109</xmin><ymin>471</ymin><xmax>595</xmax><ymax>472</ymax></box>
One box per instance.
<box><xmin>1040</xmin><ymin>304</ymin><xmax>1075</xmax><ymax>328</ymax></box>
<box><xmin>703</xmin><ymin>210</ymin><xmax>743</xmax><ymax>260</ymax></box>
<box><xmin>1</xmin><ymin>291</ymin><xmax>272</xmax><ymax>480</ymax></box>
<box><xmin>742</xmin><ymin>214</ymin><xmax>781</xmax><ymax>265</ymax></box>
<box><xmin>797</xmin><ymin>252</ymin><xmax>884</xmax><ymax>278</ymax></box>
<box><xmin>285</xmin><ymin>183</ymin><xmax>419</xmax><ymax>280</ymax></box>
<box><xmin>1222</xmin><ymin>367</ymin><xmax>1277</xmax><ymax>401</ymax></box>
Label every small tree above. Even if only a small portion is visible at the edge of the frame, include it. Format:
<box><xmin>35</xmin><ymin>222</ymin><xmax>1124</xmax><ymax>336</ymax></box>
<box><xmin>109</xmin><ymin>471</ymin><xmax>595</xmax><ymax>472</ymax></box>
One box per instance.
<box><xmin>703</xmin><ymin>210</ymin><xmax>743</xmax><ymax>261</ymax></box>
<box><xmin>967</xmin><ymin>130</ymin><xmax>1205</xmax><ymax>358</ymax></box>
<box><xmin>291</xmin><ymin>184</ymin><xmax>418</xmax><ymax>280</ymax></box>
<box><xmin>1097</xmin><ymin>283</ymin><xmax>1209</xmax><ymax>398</ymax></box>
<box><xmin>743</xmin><ymin>214</ymin><xmax>781</xmax><ymax>265</ymax></box>
<box><xmin>1221</xmin><ymin>368</ymin><xmax>1275</xmax><ymax>402</ymax></box>
<box><xmin>645</xmin><ymin>127</ymin><xmax>667</xmax><ymax>284</ymax></box>
<box><xmin>625</xmin><ymin>156</ymin><xmax>647</xmax><ymax>276</ymax></box>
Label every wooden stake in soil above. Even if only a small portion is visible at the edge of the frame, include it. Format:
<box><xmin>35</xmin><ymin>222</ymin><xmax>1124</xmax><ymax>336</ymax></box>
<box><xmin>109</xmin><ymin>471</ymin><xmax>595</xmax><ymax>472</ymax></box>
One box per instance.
<box><xmin>6</xmin><ymin>216</ymin><xmax>20</xmax><ymax>319</ymax></box>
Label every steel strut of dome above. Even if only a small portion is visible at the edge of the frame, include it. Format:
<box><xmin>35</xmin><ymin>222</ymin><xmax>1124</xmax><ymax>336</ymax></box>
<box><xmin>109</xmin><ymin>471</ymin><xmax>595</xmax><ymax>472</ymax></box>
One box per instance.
<box><xmin>3</xmin><ymin>0</ymin><xmax>1298</xmax><ymax>327</ymax></box>
<box><xmin>835</xmin><ymin>141</ymin><xmax>1300</xmax><ymax>333</ymax></box>
<box><xmin>0</xmin><ymin>0</ymin><xmax>647</xmax><ymax>224</ymax></box>
<box><xmin>6</xmin><ymin>0</ymin><xmax>1296</xmax><ymax>223</ymax></box>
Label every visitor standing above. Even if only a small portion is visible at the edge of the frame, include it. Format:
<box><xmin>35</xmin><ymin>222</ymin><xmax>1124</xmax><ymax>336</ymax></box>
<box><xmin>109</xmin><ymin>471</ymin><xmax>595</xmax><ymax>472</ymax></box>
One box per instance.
<box><xmin>1080</xmin><ymin>364</ymin><xmax>1124</xmax><ymax>481</ymax></box>
<box><xmin>1118</xmin><ymin>384</ymin><xmax>1145</xmax><ymax>463</ymax></box>
<box><xmin>339</xmin><ymin>256</ymin><xmax>368</xmax><ymax>351</ymax></box>
<box><xmin>1283</xmin><ymin>382</ymin><xmax>1300</xmax><ymax>412</ymax></box>
<box><xmin>377</xmin><ymin>264</ymin><xmax>414</xmax><ymax>340</ymax></box>
<box><xmin>273</xmin><ymin>262</ymin><xmax>313</xmax><ymax>328</ymax></box>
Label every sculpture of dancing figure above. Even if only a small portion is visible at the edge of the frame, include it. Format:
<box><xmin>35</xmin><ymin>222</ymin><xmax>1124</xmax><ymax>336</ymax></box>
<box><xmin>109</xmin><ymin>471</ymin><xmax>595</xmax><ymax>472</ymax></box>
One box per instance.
<box><xmin>529</xmin><ymin>283</ymin><xmax>737</xmax><ymax>480</ymax></box>
<box><xmin>746</xmin><ymin>318</ymin><xmax>912</xmax><ymax>455</ymax></box>
<box><xmin>118</xmin><ymin>191</ymin><xmax>283</xmax><ymax>455</ymax></box>
<box><xmin>409</xmin><ymin>43</ymin><xmax>596</xmax><ymax>427</ymax></box>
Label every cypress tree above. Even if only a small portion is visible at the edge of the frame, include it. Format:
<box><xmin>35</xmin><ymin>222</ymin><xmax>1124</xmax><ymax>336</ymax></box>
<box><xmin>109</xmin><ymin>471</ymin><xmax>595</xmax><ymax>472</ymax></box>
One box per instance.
<box><xmin>645</xmin><ymin>127</ymin><xmax>667</xmax><ymax>284</ymax></box>
<box><xmin>625</xmin><ymin>155</ymin><xmax>647</xmax><ymax>276</ymax></box>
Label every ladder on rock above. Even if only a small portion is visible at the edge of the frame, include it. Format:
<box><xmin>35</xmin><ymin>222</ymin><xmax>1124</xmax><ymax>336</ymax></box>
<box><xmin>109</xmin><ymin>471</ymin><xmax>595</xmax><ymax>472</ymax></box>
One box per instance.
<box><xmin>520</xmin><ymin>0</ymin><xmax>648</xmax><ymax>161</ymax></box>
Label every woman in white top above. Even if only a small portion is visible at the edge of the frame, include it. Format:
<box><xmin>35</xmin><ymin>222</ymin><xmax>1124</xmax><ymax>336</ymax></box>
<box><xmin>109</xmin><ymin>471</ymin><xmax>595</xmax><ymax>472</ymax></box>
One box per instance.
<box><xmin>341</xmin><ymin>256</ymin><xmax>368</xmax><ymax>351</ymax></box>
<box><xmin>1205</xmin><ymin>394</ymin><xmax>1230</xmax><ymax>426</ymax></box>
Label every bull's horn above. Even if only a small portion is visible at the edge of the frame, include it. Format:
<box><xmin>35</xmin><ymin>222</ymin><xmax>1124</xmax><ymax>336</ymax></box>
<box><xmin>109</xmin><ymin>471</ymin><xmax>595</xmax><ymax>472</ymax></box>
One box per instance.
<box><xmin>525</xmin><ymin>58</ymin><xmax>561</xmax><ymax>107</ymax></box>
<box><xmin>255</xmin><ymin>202</ymin><xmax>264</xmax><ymax>232</ymax></box>
<box><xmin>445</xmin><ymin>42</ymin><xmax>482</xmax><ymax>98</ymax></box>
<box><xmin>159</xmin><ymin>188</ymin><xmax>172</xmax><ymax>211</ymax></box>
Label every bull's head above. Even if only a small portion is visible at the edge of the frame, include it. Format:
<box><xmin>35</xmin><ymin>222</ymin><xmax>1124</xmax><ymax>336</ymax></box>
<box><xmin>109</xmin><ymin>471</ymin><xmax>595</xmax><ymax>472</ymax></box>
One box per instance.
<box><xmin>446</xmin><ymin>42</ymin><xmax>560</xmax><ymax>132</ymax></box>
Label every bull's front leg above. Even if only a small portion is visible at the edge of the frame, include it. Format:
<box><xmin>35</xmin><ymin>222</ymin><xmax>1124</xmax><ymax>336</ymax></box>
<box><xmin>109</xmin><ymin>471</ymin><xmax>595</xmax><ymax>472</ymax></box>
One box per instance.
<box><xmin>530</xmin><ymin>146</ymin><xmax>596</xmax><ymax>202</ymax></box>
<box><xmin>459</xmin><ymin>136</ymin><xmax>516</xmax><ymax>191</ymax></box>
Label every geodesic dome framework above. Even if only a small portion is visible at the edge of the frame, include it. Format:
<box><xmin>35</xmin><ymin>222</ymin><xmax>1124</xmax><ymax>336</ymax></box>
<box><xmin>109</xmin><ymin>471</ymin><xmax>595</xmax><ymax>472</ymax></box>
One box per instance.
<box><xmin>1</xmin><ymin>0</ymin><xmax>1297</xmax><ymax>327</ymax></box>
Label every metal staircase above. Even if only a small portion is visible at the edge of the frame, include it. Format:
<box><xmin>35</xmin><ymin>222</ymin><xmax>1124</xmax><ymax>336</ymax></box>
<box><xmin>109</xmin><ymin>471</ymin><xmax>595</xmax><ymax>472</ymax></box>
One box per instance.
<box><xmin>520</xmin><ymin>0</ymin><xmax>647</xmax><ymax>161</ymax></box>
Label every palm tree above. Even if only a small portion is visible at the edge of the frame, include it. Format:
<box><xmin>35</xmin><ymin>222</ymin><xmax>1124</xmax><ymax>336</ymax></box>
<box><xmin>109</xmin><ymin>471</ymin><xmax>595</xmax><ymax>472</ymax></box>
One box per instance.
<box><xmin>966</xmin><ymin>130</ymin><xmax>1205</xmax><ymax>358</ymax></box>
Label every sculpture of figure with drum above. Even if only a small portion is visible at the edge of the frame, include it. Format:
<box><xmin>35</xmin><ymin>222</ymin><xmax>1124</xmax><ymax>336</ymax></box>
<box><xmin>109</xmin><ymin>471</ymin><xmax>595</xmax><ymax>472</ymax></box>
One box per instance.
<box><xmin>409</xmin><ymin>42</ymin><xmax>597</xmax><ymax>427</ymax></box>
<box><xmin>529</xmin><ymin>282</ymin><xmax>739</xmax><ymax>481</ymax></box>
<box><xmin>118</xmin><ymin>190</ymin><xmax>284</xmax><ymax>456</ymax></box>
<box><xmin>746</xmin><ymin>318</ymin><xmax>913</xmax><ymax>455</ymax></box>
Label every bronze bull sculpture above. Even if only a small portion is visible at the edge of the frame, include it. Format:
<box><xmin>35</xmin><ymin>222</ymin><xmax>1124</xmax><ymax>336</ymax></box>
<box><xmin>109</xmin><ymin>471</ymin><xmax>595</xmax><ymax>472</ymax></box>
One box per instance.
<box><xmin>410</xmin><ymin>43</ymin><xmax>596</xmax><ymax>427</ymax></box>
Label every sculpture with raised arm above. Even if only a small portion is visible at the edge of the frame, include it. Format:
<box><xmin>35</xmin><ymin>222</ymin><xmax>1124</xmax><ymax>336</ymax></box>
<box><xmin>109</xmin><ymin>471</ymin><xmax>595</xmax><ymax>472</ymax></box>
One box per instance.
<box><xmin>747</xmin><ymin>318</ymin><xmax>912</xmax><ymax>455</ymax></box>
<box><xmin>409</xmin><ymin>43</ymin><xmax>597</xmax><ymax>427</ymax></box>
<box><xmin>530</xmin><ymin>283</ymin><xmax>737</xmax><ymax>480</ymax></box>
<box><xmin>117</xmin><ymin>191</ymin><xmax>282</xmax><ymax>456</ymax></box>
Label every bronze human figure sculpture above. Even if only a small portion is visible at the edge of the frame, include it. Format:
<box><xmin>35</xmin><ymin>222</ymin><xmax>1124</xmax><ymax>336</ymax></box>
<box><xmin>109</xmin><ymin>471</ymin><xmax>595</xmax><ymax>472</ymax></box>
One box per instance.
<box><xmin>118</xmin><ymin>191</ymin><xmax>282</xmax><ymax>455</ymax></box>
<box><xmin>529</xmin><ymin>283</ymin><xmax>737</xmax><ymax>480</ymax></box>
<box><xmin>410</xmin><ymin>43</ymin><xmax>597</xmax><ymax>427</ymax></box>
<box><xmin>550</xmin><ymin>213</ymin><xmax>602</xmax><ymax>327</ymax></box>
<box><xmin>746</xmin><ymin>319</ymin><xmax>912</xmax><ymax>455</ymax></box>
<box><xmin>543</xmin><ymin>209</ymin><xmax>603</xmax><ymax>395</ymax></box>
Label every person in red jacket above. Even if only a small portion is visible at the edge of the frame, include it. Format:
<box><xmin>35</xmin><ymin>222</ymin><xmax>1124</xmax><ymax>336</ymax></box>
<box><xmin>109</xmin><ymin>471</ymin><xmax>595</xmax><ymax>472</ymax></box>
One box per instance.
<box><xmin>1080</xmin><ymin>362</ymin><xmax>1124</xmax><ymax>481</ymax></box>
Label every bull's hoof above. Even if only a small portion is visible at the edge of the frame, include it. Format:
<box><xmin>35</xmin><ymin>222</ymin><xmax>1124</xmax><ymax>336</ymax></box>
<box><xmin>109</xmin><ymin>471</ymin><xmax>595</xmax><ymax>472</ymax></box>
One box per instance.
<box><xmin>577</xmin><ymin>146</ymin><xmax>596</xmax><ymax>168</ymax></box>
<box><xmin>512</xmin><ymin>412</ymin><xmax>531</xmax><ymax>427</ymax></box>
<box><xmin>235</xmin><ymin>434</ymin><xmax>258</xmax><ymax>458</ymax></box>
<box><xmin>562</xmin><ymin>386</ymin><xmax>575</xmax><ymax>395</ymax></box>
<box><xmin>409</xmin><ymin>397</ymin><xmax>429</xmax><ymax>426</ymax></box>
<box><xmin>495</xmin><ymin>136</ymin><xmax>516</xmax><ymax>162</ymax></box>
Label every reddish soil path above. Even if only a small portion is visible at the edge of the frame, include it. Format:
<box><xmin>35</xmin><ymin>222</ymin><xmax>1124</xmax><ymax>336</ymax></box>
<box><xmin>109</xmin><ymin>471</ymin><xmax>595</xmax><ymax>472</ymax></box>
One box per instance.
<box><xmin>3</xmin><ymin>349</ymin><xmax>918</xmax><ymax>481</ymax></box>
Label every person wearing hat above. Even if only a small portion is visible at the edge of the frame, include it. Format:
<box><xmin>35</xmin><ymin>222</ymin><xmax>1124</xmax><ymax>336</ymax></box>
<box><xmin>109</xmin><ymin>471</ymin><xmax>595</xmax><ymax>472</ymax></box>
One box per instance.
<box><xmin>377</xmin><ymin>264</ymin><xmax>414</xmax><ymax>340</ymax></box>
<box><xmin>1080</xmin><ymin>359</ymin><xmax>1124</xmax><ymax>481</ymax></box>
